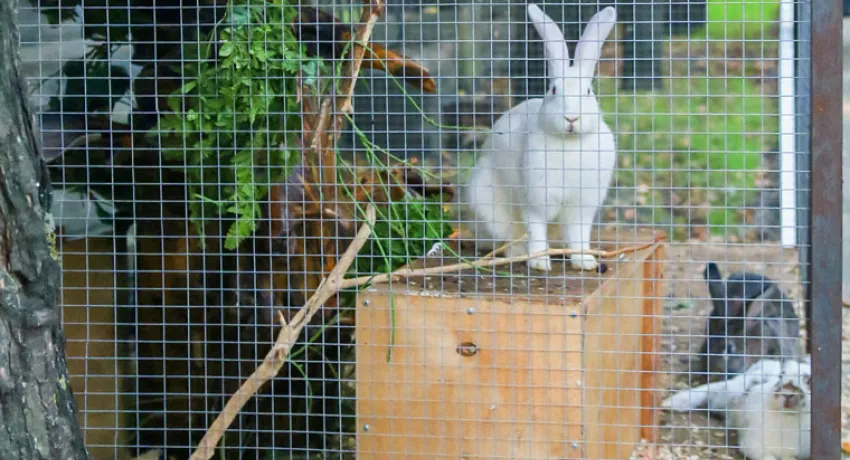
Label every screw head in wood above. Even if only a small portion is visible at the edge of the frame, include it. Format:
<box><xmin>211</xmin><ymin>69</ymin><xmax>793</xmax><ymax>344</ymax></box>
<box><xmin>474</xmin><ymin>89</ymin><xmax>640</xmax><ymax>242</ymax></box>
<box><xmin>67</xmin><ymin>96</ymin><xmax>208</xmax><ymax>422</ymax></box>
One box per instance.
<box><xmin>363</xmin><ymin>300</ymin><xmax>370</xmax><ymax>307</ymax></box>
<box><xmin>466</xmin><ymin>307</ymin><xmax>474</xmax><ymax>315</ymax></box>
<box><xmin>363</xmin><ymin>424</ymin><xmax>370</xmax><ymax>431</ymax></box>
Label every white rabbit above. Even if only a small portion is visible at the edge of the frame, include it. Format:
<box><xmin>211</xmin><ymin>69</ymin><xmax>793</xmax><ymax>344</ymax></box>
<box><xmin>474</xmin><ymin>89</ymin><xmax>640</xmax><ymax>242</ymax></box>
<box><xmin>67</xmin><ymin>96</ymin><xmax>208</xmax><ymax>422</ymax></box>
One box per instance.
<box><xmin>459</xmin><ymin>4</ymin><xmax>618</xmax><ymax>272</ymax></box>
<box><xmin>662</xmin><ymin>358</ymin><xmax>812</xmax><ymax>460</ymax></box>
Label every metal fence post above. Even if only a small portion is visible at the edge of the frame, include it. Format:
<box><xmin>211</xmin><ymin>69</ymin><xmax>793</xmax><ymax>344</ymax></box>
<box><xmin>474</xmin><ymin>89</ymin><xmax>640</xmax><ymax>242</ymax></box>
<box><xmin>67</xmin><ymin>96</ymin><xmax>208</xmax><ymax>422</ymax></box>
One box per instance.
<box><xmin>809</xmin><ymin>0</ymin><xmax>843</xmax><ymax>457</ymax></box>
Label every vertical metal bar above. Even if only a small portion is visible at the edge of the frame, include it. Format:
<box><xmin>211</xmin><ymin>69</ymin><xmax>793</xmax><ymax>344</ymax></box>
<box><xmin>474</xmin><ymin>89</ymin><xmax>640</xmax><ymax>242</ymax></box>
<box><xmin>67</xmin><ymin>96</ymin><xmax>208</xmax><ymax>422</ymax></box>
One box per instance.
<box><xmin>809</xmin><ymin>0</ymin><xmax>843</xmax><ymax>457</ymax></box>
<box><xmin>795</xmin><ymin>0</ymin><xmax>812</xmax><ymax>355</ymax></box>
<box><xmin>779</xmin><ymin>0</ymin><xmax>797</xmax><ymax>249</ymax></box>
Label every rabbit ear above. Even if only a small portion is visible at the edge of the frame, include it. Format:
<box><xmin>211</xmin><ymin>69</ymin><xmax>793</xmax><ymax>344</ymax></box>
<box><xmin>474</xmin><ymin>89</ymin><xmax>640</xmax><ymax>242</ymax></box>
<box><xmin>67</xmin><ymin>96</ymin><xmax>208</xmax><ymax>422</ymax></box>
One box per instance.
<box><xmin>527</xmin><ymin>4</ymin><xmax>570</xmax><ymax>80</ymax></box>
<box><xmin>704</xmin><ymin>263</ymin><xmax>729</xmax><ymax>310</ymax></box>
<box><xmin>743</xmin><ymin>298</ymin><xmax>779</xmax><ymax>341</ymax></box>
<box><xmin>744</xmin><ymin>297</ymin><xmax>765</xmax><ymax>321</ymax></box>
<box><xmin>573</xmin><ymin>6</ymin><xmax>617</xmax><ymax>78</ymax></box>
<box><xmin>744</xmin><ymin>284</ymin><xmax>787</xmax><ymax>319</ymax></box>
<box><xmin>744</xmin><ymin>285</ymin><xmax>797</xmax><ymax>339</ymax></box>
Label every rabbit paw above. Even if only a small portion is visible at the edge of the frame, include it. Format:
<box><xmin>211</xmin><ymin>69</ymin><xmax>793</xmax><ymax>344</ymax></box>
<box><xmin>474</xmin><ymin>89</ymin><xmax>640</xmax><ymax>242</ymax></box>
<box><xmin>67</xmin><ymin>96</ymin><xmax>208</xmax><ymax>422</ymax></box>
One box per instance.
<box><xmin>660</xmin><ymin>390</ymin><xmax>702</xmax><ymax>412</ymax></box>
<box><xmin>528</xmin><ymin>256</ymin><xmax>552</xmax><ymax>272</ymax></box>
<box><xmin>570</xmin><ymin>254</ymin><xmax>598</xmax><ymax>271</ymax></box>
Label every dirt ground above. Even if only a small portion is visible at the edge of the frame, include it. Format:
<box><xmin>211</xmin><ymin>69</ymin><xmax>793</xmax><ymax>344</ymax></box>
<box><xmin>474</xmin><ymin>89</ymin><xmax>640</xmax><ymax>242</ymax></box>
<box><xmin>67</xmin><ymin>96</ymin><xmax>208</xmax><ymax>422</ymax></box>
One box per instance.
<box><xmin>629</xmin><ymin>242</ymin><xmax>847</xmax><ymax>459</ymax></box>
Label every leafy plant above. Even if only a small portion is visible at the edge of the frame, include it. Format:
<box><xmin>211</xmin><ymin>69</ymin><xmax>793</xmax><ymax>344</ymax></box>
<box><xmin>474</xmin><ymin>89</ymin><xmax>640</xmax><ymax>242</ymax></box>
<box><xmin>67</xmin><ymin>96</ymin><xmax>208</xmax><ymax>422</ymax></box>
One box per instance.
<box><xmin>153</xmin><ymin>0</ymin><xmax>326</xmax><ymax>250</ymax></box>
<box><xmin>352</xmin><ymin>196</ymin><xmax>454</xmax><ymax>276</ymax></box>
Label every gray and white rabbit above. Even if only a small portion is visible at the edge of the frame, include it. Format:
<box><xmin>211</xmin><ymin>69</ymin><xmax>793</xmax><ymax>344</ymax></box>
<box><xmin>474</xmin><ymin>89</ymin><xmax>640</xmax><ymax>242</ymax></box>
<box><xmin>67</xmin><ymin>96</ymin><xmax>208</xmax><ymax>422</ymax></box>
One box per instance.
<box><xmin>694</xmin><ymin>262</ymin><xmax>802</xmax><ymax>382</ymax></box>
<box><xmin>459</xmin><ymin>4</ymin><xmax>618</xmax><ymax>272</ymax></box>
<box><xmin>662</xmin><ymin>357</ymin><xmax>812</xmax><ymax>460</ymax></box>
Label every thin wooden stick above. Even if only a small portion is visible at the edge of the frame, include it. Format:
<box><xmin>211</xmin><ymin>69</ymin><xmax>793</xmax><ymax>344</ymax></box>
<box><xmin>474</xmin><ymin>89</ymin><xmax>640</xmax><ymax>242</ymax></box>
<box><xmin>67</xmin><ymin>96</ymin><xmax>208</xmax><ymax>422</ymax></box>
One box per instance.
<box><xmin>301</xmin><ymin>0</ymin><xmax>385</xmax><ymax>284</ymax></box>
<box><xmin>272</xmin><ymin>0</ymin><xmax>384</xmax><ymax>235</ymax></box>
<box><xmin>339</xmin><ymin>233</ymin><xmax>666</xmax><ymax>289</ymax></box>
<box><xmin>310</xmin><ymin>0</ymin><xmax>385</xmax><ymax>200</ymax></box>
<box><xmin>332</xmin><ymin>3</ymin><xmax>384</xmax><ymax>117</ymax></box>
<box><xmin>188</xmin><ymin>206</ymin><xmax>376</xmax><ymax>460</ymax></box>
<box><xmin>480</xmin><ymin>233</ymin><xmax>528</xmax><ymax>260</ymax></box>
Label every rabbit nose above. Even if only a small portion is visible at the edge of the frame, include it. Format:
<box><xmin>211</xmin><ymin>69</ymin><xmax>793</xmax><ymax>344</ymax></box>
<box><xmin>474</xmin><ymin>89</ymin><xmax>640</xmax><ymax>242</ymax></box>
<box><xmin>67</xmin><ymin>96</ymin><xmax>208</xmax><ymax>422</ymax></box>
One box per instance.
<box><xmin>565</xmin><ymin>116</ymin><xmax>579</xmax><ymax>124</ymax></box>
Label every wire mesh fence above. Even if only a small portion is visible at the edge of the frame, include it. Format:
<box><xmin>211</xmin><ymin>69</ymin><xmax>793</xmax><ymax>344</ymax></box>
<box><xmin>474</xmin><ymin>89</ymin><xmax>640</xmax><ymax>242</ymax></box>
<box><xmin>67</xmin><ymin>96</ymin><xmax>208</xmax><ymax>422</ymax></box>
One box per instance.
<box><xmin>15</xmin><ymin>0</ymin><xmax>842</xmax><ymax>458</ymax></box>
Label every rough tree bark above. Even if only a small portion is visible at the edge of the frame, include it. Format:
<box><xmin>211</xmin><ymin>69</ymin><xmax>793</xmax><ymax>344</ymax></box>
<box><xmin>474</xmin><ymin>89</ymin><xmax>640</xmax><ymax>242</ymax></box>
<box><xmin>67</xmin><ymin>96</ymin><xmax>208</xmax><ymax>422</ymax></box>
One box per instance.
<box><xmin>0</xmin><ymin>2</ymin><xmax>90</xmax><ymax>459</ymax></box>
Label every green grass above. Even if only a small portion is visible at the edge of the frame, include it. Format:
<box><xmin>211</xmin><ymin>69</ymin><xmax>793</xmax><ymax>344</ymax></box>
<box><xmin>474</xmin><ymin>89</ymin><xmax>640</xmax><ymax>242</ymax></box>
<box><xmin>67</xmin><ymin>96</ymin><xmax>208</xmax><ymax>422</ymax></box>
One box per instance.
<box><xmin>706</xmin><ymin>0</ymin><xmax>781</xmax><ymax>39</ymax></box>
<box><xmin>595</xmin><ymin>0</ymin><xmax>783</xmax><ymax>239</ymax></box>
<box><xmin>597</xmin><ymin>69</ymin><xmax>778</xmax><ymax>238</ymax></box>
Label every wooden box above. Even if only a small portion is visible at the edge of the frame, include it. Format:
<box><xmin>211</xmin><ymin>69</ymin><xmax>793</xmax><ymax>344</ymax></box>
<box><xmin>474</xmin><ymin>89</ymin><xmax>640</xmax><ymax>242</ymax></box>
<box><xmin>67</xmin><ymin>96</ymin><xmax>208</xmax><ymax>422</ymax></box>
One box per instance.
<box><xmin>355</xmin><ymin>228</ymin><xmax>666</xmax><ymax>459</ymax></box>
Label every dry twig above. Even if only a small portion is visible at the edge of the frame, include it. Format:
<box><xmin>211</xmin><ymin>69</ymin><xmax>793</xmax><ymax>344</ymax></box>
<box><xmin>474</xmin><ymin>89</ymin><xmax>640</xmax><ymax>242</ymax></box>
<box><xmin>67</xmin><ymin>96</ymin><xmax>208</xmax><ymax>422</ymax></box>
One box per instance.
<box><xmin>339</xmin><ymin>233</ymin><xmax>666</xmax><ymax>289</ymax></box>
<box><xmin>295</xmin><ymin>0</ymin><xmax>387</xmax><ymax>292</ymax></box>
<box><xmin>480</xmin><ymin>233</ymin><xmax>529</xmax><ymax>260</ymax></box>
<box><xmin>189</xmin><ymin>205</ymin><xmax>376</xmax><ymax>460</ymax></box>
<box><xmin>308</xmin><ymin>0</ymin><xmax>385</xmax><ymax>199</ymax></box>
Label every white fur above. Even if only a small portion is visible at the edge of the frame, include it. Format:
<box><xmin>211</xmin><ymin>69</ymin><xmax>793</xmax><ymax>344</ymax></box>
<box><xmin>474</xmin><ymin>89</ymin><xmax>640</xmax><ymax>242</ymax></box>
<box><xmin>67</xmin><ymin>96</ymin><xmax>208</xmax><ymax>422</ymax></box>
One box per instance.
<box><xmin>459</xmin><ymin>4</ymin><xmax>618</xmax><ymax>272</ymax></box>
<box><xmin>662</xmin><ymin>358</ymin><xmax>812</xmax><ymax>460</ymax></box>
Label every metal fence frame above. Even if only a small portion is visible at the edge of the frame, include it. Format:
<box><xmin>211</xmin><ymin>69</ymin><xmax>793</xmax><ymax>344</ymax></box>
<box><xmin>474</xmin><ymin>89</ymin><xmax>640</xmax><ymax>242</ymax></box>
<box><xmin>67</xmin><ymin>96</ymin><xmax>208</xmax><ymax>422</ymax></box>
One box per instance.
<box><xmin>16</xmin><ymin>0</ymin><xmax>845</xmax><ymax>456</ymax></box>
<box><xmin>808</xmin><ymin>0</ymin><xmax>843</xmax><ymax>457</ymax></box>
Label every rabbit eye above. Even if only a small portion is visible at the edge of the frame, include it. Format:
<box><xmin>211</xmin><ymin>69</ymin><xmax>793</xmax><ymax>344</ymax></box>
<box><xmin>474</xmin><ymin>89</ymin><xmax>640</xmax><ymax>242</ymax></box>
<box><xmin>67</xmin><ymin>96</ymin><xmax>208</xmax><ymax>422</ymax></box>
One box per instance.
<box><xmin>586</xmin><ymin>87</ymin><xmax>591</xmax><ymax>95</ymax></box>
<box><xmin>551</xmin><ymin>87</ymin><xmax>557</xmax><ymax>95</ymax></box>
<box><xmin>725</xmin><ymin>343</ymin><xmax>737</xmax><ymax>354</ymax></box>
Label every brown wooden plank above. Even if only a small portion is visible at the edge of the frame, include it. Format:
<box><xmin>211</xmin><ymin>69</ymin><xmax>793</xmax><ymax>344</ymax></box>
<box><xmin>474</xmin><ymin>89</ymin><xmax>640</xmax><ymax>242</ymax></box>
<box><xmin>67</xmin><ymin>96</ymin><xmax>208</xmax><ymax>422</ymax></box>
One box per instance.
<box><xmin>640</xmin><ymin>243</ymin><xmax>666</xmax><ymax>444</ymax></box>
<box><xmin>582</xmin><ymin>248</ymin><xmax>646</xmax><ymax>459</ymax></box>
<box><xmin>60</xmin><ymin>237</ymin><xmax>131</xmax><ymax>460</ymax></box>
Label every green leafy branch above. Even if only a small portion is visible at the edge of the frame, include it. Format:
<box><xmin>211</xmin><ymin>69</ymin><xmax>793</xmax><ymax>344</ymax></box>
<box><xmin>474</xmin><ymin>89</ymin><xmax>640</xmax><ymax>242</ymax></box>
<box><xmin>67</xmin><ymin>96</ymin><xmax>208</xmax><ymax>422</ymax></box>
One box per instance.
<box><xmin>152</xmin><ymin>0</ymin><xmax>326</xmax><ymax>250</ymax></box>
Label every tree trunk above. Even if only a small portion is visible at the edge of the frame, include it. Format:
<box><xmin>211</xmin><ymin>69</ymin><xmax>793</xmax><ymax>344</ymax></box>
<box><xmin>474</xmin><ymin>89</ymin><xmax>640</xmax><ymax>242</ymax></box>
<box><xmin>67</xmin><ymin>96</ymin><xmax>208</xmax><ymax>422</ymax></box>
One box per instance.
<box><xmin>0</xmin><ymin>2</ymin><xmax>91</xmax><ymax>459</ymax></box>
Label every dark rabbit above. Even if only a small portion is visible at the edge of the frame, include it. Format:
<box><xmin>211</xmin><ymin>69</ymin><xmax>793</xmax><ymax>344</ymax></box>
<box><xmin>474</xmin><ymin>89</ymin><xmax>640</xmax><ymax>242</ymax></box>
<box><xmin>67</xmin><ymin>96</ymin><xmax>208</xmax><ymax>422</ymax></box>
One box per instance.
<box><xmin>695</xmin><ymin>262</ymin><xmax>802</xmax><ymax>382</ymax></box>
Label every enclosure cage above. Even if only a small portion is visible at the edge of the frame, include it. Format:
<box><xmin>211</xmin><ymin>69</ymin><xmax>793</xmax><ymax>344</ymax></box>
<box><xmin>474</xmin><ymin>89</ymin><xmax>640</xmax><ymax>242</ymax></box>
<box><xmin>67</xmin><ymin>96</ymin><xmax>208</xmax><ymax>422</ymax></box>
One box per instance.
<box><xmin>12</xmin><ymin>0</ymin><xmax>842</xmax><ymax>458</ymax></box>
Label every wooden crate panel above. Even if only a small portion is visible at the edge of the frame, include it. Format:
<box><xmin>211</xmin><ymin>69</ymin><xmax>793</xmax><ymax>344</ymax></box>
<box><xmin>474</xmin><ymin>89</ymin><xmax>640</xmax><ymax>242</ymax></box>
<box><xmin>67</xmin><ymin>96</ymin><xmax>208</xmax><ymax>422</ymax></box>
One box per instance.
<box><xmin>355</xmin><ymin>228</ymin><xmax>666</xmax><ymax>460</ymax></box>
<box><xmin>357</xmin><ymin>292</ymin><xmax>584</xmax><ymax>459</ymax></box>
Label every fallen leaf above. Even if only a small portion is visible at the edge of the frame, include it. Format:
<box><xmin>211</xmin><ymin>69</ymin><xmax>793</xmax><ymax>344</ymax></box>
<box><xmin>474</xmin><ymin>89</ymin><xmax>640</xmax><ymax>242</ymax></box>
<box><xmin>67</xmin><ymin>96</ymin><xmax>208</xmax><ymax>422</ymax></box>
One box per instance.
<box><xmin>841</xmin><ymin>441</ymin><xmax>850</xmax><ymax>454</ymax></box>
